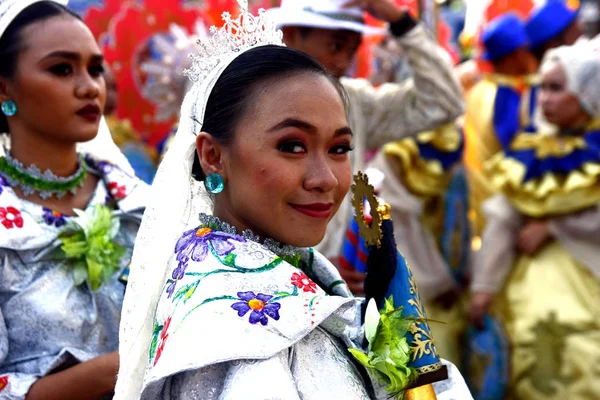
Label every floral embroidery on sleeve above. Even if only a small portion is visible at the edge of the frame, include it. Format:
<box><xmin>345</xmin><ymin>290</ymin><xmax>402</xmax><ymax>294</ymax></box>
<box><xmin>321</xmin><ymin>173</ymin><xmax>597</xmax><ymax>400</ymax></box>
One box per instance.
<box><xmin>108</xmin><ymin>182</ymin><xmax>127</xmax><ymax>200</ymax></box>
<box><xmin>231</xmin><ymin>291</ymin><xmax>281</xmax><ymax>326</ymax></box>
<box><xmin>167</xmin><ymin>227</ymin><xmax>246</xmax><ymax>298</ymax></box>
<box><xmin>42</xmin><ymin>208</ymin><xmax>67</xmax><ymax>228</ymax></box>
<box><xmin>150</xmin><ymin>316</ymin><xmax>172</xmax><ymax>366</ymax></box>
<box><xmin>0</xmin><ymin>207</ymin><xmax>23</xmax><ymax>229</ymax></box>
<box><xmin>175</xmin><ymin>227</ymin><xmax>245</xmax><ymax>266</ymax></box>
<box><xmin>291</xmin><ymin>271</ymin><xmax>317</xmax><ymax>293</ymax></box>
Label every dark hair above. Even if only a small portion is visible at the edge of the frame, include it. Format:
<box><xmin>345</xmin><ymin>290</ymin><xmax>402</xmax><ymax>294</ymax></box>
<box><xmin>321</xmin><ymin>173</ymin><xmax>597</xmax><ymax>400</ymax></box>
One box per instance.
<box><xmin>0</xmin><ymin>2</ymin><xmax>80</xmax><ymax>133</ymax></box>
<box><xmin>191</xmin><ymin>44</ymin><xmax>348</xmax><ymax>181</ymax></box>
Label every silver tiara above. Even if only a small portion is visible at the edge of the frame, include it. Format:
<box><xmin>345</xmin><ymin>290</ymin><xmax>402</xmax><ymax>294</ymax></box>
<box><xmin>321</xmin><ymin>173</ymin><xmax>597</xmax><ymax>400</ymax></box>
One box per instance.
<box><xmin>184</xmin><ymin>0</ymin><xmax>283</xmax><ymax>85</ymax></box>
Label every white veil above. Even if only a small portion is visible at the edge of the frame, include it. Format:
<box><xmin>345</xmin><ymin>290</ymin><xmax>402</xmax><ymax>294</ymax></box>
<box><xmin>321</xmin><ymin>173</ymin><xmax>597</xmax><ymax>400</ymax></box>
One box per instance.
<box><xmin>114</xmin><ymin>3</ymin><xmax>284</xmax><ymax>398</ymax></box>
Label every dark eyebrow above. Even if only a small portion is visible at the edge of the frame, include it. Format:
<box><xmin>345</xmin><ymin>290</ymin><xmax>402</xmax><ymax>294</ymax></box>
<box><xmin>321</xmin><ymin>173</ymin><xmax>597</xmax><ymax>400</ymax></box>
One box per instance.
<box><xmin>334</xmin><ymin>127</ymin><xmax>353</xmax><ymax>137</ymax></box>
<box><xmin>268</xmin><ymin>118</ymin><xmax>317</xmax><ymax>134</ymax></box>
<box><xmin>268</xmin><ymin>118</ymin><xmax>353</xmax><ymax>137</ymax></box>
<box><xmin>41</xmin><ymin>51</ymin><xmax>104</xmax><ymax>63</ymax></box>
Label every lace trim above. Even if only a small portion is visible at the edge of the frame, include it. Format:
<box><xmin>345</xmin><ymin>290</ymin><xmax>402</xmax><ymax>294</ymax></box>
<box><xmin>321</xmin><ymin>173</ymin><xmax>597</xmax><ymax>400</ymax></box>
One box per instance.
<box><xmin>198</xmin><ymin>213</ymin><xmax>300</xmax><ymax>258</ymax></box>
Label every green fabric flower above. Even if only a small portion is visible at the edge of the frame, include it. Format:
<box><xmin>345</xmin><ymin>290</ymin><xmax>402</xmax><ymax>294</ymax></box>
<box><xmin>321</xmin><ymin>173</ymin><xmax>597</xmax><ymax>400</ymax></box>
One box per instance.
<box><xmin>58</xmin><ymin>204</ymin><xmax>125</xmax><ymax>291</ymax></box>
<box><xmin>349</xmin><ymin>297</ymin><xmax>417</xmax><ymax>399</ymax></box>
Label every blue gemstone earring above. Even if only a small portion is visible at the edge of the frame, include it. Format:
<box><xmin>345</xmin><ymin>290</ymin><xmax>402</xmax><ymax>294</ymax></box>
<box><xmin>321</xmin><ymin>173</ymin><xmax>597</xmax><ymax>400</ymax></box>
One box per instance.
<box><xmin>205</xmin><ymin>173</ymin><xmax>225</xmax><ymax>194</ymax></box>
<box><xmin>1</xmin><ymin>100</ymin><xmax>17</xmax><ymax>117</ymax></box>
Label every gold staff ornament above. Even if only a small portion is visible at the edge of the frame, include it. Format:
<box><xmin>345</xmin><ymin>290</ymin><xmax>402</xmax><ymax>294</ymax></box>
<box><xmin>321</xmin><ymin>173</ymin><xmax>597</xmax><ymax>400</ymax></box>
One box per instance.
<box><xmin>351</xmin><ymin>171</ymin><xmax>389</xmax><ymax>248</ymax></box>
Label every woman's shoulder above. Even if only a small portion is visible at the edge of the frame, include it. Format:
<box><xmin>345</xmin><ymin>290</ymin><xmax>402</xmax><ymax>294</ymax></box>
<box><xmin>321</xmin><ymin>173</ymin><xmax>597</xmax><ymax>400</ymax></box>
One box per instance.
<box><xmin>142</xmin><ymin>232</ymin><xmax>356</xmax><ymax>391</ymax></box>
<box><xmin>84</xmin><ymin>154</ymin><xmax>149</xmax><ymax>214</ymax></box>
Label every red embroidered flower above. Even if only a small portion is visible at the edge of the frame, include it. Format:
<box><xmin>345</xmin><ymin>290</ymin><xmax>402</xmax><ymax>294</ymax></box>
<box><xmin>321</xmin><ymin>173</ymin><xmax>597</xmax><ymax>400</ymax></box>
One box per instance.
<box><xmin>0</xmin><ymin>207</ymin><xmax>23</xmax><ymax>229</ymax></box>
<box><xmin>108</xmin><ymin>182</ymin><xmax>127</xmax><ymax>200</ymax></box>
<box><xmin>154</xmin><ymin>316</ymin><xmax>172</xmax><ymax>366</ymax></box>
<box><xmin>291</xmin><ymin>272</ymin><xmax>317</xmax><ymax>293</ymax></box>
<box><xmin>0</xmin><ymin>375</ymin><xmax>8</xmax><ymax>391</ymax></box>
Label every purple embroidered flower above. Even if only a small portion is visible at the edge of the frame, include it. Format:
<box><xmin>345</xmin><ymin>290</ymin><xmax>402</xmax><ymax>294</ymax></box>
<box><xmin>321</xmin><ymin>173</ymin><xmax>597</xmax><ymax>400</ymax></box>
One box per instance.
<box><xmin>166</xmin><ymin>227</ymin><xmax>245</xmax><ymax>299</ymax></box>
<box><xmin>231</xmin><ymin>292</ymin><xmax>281</xmax><ymax>326</ymax></box>
<box><xmin>166</xmin><ymin>262</ymin><xmax>188</xmax><ymax>298</ymax></box>
<box><xmin>42</xmin><ymin>208</ymin><xmax>67</xmax><ymax>228</ymax></box>
<box><xmin>174</xmin><ymin>227</ymin><xmax>245</xmax><ymax>265</ymax></box>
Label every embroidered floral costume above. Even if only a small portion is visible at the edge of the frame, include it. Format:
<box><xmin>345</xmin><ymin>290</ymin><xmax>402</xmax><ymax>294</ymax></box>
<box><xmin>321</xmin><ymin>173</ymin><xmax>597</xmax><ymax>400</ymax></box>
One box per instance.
<box><xmin>0</xmin><ymin>155</ymin><xmax>147</xmax><ymax>398</ymax></box>
<box><xmin>138</xmin><ymin>215</ymin><xmax>471</xmax><ymax>399</ymax></box>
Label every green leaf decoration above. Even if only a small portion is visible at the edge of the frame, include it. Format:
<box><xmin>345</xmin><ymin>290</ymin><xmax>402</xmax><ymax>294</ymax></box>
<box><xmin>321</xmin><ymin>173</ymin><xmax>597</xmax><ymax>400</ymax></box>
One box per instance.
<box><xmin>349</xmin><ymin>297</ymin><xmax>417</xmax><ymax>399</ymax></box>
<box><xmin>223</xmin><ymin>252</ymin><xmax>237</xmax><ymax>267</ymax></box>
<box><xmin>58</xmin><ymin>204</ymin><xmax>126</xmax><ymax>291</ymax></box>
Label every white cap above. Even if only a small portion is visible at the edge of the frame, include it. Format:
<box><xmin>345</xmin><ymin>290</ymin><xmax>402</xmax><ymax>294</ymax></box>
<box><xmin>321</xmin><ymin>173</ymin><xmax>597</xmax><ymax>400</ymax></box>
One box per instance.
<box><xmin>266</xmin><ymin>0</ymin><xmax>386</xmax><ymax>36</ymax></box>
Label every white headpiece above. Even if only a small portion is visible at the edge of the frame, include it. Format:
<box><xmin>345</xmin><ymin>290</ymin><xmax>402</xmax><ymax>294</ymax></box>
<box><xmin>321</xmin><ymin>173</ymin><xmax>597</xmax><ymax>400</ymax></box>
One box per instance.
<box><xmin>0</xmin><ymin>0</ymin><xmax>134</xmax><ymax>174</ymax></box>
<box><xmin>114</xmin><ymin>2</ymin><xmax>283</xmax><ymax>398</ymax></box>
<box><xmin>542</xmin><ymin>43</ymin><xmax>600</xmax><ymax>118</ymax></box>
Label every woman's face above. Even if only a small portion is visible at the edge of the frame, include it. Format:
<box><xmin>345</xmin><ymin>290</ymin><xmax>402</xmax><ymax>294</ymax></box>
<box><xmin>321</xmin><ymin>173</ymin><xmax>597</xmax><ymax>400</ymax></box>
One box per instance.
<box><xmin>208</xmin><ymin>73</ymin><xmax>352</xmax><ymax>248</ymax></box>
<box><xmin>540</xmin><ymin>61</ymin><xmax>589</xmax><ymax>128</ymax></box>
<box><xmin>0</xmin><ymin>15</ymin><xmax>105</xmax><ymax>143</ymax></box>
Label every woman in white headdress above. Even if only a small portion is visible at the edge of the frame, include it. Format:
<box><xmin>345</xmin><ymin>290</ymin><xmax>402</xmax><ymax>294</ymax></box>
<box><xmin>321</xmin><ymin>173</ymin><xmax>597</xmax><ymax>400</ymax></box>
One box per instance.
<box><xmin>470</xmin><ymin>44</ymin><xmax>600</xmax><ymax>399</ymax></box>
<box><xmin>0</xmin><ymin>1</ymin><xmax>147</xmax><ymax>398</ymax></box>
<box><xmin>115</xmin><ymin>3</ymin><xmax>473</xmax><ymax>400</ymax></box>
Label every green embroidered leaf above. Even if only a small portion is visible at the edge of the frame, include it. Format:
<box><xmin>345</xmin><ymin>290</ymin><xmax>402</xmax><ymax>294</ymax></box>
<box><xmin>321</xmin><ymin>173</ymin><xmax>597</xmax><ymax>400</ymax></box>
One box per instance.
<box><xmin>282</xmin><ymin>252</ymin><xmax>301</xmax><ymax>268</ymax></box>
<box><xmin>149</xmin><ymin>322</ymin><xmax>163</xmax><ymax>361</ymax></box>
<box><xmin>223</xmin><ymin>252</ymin><xmax>236</xmax><ymax>267</ymax></box>
<box><xmin>184</xmin><ymin>281</ymin><xmax>200</xmax><ymax>302</ymax></box>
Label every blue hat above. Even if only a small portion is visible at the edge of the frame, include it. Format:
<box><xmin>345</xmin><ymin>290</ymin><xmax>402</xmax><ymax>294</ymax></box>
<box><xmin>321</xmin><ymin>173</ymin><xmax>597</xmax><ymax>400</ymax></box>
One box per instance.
<box><xmin>482</xmin><ymin>13</ymin><xmax>529</xmax><ymax>62</ymax></box>
<box><xmin>526</xmin><ymin>0</ymin><xmax>579</xmax><ymax>49</ymax></box>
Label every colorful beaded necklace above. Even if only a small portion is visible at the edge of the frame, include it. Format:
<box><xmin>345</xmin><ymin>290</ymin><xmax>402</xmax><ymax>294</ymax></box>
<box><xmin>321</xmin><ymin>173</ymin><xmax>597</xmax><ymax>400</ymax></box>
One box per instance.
<box><xmin>0</xmin><ymin>149</ymin><xmax>88</xmax><ymax>199</ymax></box>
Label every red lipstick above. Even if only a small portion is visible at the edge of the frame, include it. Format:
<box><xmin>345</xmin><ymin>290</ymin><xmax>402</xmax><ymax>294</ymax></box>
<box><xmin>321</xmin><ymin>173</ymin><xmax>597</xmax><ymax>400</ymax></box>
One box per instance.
<box><xmin>290</xmin><ymin>203</ymin><xmax>333</xmax><ymax>219</ymax></box>
<box><xmin>76</xmin><ymin>104</ymin><xmax>101</xmax><ymax>122</ymax></box>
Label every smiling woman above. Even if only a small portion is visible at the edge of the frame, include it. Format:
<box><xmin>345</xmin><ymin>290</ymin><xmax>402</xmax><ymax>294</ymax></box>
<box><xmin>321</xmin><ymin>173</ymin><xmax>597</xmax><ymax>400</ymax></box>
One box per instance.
<box><xmin>0</xmin><ymin>1</ymin><xmax>147</xmax><ymax>400</ymax></box>
<box><xmin>114</xmin><ymin>3</ymin><xmax>472</xmax><ymax>399</ymax></box>
<box><xmin>194</xmin><ymin>47</ymin><xmax>352</xmax><ymax>248</ymax></box>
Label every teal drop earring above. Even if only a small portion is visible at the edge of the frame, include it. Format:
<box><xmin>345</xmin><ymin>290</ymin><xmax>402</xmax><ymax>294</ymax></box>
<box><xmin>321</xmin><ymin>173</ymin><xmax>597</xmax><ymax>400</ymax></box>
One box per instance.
<box><xmin>1</xmin><ymin>100</ymin><xmax>17</xmax><ymax>117</ymax></box>
<box><xmin>205</xmin><ymin>173</ymin><xmax>225</xmax><ymax>194</ymax></box>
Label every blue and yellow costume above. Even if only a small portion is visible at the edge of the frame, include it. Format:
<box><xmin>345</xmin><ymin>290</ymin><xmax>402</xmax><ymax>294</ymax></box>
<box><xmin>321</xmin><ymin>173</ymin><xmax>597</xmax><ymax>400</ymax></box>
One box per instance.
<box><xmin>477</xmin><ymin>122</ymin><xmax>600</xmax><ymax>400</ymax></box>
<box><xmin>464</xmin><ymin>14</ymin><xmax>541</xmax><ymax>236</ymax></box>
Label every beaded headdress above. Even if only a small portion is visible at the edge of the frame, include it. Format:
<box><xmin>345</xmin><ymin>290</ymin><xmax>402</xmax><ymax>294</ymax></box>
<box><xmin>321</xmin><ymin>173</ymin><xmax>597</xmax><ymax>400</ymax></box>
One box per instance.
<box><xmin>184</xmin><ymin>2</ymin><xmax>283</xmax><ymax>134</ymax></box>
<box><xmin>115</xmin><ymin>2</ymin><xmax>284</xmax><ymax>398</ymax></box>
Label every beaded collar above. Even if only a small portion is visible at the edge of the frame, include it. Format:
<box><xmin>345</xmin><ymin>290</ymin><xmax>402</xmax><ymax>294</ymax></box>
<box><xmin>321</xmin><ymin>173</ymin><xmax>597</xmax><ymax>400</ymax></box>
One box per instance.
<box><xmin>198</xmin><ymin>213</ymin><xmax>300</xmax><ymax>259</ymax></box>
<box><xmin>0</xmin><ymin>148</ymin><xmax>88</xmax><ymax>199</ymax></box>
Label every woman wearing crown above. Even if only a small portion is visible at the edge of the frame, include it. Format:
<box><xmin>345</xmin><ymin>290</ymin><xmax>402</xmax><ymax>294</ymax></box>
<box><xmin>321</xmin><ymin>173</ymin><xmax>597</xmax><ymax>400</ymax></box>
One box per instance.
<box><xmin>0</xmin><ymin>1</ymin><xmax>147</xmax><ymax>398</ymax></box>
<box><xmin>470</xmin><ymin>44</ymin><xmax>600</xmax><ymax>399</ymax></box>
<box><xmin>114</xmin><ymin>3</ymin><xmax>472</xmax><ymax>399</ymax></box>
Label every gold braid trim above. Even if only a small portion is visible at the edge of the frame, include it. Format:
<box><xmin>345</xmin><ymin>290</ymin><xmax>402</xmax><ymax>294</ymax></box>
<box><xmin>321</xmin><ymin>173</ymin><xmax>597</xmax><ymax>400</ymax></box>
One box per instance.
<box><xmin>415</xmin><ymin>362</ymin><xmax>444</xmax><ymax>375</ymax></box>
